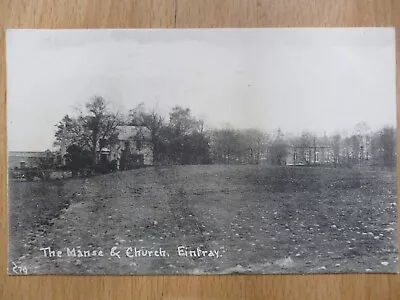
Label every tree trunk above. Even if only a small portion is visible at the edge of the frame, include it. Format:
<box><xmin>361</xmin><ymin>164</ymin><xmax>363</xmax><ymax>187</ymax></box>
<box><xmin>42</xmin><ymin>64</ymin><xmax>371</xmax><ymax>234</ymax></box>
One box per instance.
<box><xmin>92</xmin><ymin>131</ymin><xmax>98</xmax><ymax>166</ymax></box>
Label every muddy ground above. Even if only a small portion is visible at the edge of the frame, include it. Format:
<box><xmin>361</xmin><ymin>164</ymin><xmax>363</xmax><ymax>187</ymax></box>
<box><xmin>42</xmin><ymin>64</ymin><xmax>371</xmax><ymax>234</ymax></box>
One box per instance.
<box><xmin>8</xmin><ymin>165</ymin><xmax>398</xmax><ymax>274</ymax></box>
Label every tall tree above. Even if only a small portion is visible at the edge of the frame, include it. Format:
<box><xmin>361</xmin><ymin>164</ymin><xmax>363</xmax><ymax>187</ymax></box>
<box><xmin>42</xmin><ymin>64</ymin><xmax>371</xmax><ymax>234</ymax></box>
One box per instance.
<box><xmin>167</xmin><ymin>106</ymin><xmax>206</xmax><ymax>164</ymax></box>
<box><xmin>55</xmin><ymin>115</ymin><xmax>88</xmax><ymax>151</ymax></box>
<box><xmin>239</xmin><ymin>129</ymin><xmax>268</xmax><ymax>164</ymax></box>
<box><xmin>330</xmin><ymin>133</ymin><xmax>342</xmax><ymax>166</ymax></box>
<box><xmin>268</xmin><ymin>129</ymin><xmax>288</xmax><ymax>166</ymax></box>
<box><xmin>380</xmin><ymin>126</ymin><xmax>396</xmax><ymax>169</ymax></box>
<box><xmin>55</xmin><ymin>96</ymin><xmax>122</xmax><ymax>166</ymax></box>
<box><xmin>81</xmin><ymin>96</ymin><xmax>121</xmax><ymax>164</ymax></box>
<box><xmin>129</xmin><ymin>104</ymin><xmax>165</xmax><ymax>164</ymax></box>
<box><xmin>210</xmin><ymin>129</ymin><xmax>240</xmax><ymax>164</ymax></box>
<box><xmin>169</xmin><ymin>106</ymin><xmax>202</xmax><ymax>136</ymax></box>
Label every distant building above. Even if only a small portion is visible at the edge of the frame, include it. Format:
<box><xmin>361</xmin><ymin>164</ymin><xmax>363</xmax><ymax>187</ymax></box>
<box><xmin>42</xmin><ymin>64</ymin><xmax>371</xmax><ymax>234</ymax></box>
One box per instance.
<box><xmin>285</xmin><ymin>136</ymin><xmax>334</xmax><ymax>166</ymax></box>
<box><xmin>8</xmin><ymin>151</ymin><xmax>47</xmax><ymax>169</ymax></box>
<box><xmin>285</xmin><ymin>145</ymin><xmax>334</xmax><ymax>166</ymax></box>
<box><xmin>101</xmin><ymin>125</ymin><xmax>153</xmax><ymax>169</ymax></box>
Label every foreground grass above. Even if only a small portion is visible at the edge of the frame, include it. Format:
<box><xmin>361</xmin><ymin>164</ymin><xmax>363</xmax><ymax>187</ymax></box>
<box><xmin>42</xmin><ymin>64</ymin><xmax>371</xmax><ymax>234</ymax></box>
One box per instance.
<box><xmin>8</xmin><ymin>165</ymin><xmax>398</xmax><ymax>274</ymax></box>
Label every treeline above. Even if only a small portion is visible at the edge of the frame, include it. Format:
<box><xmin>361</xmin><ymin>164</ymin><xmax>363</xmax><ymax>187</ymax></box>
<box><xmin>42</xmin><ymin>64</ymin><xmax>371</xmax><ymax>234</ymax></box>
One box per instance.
<box><xmin>52</xmin><ymin>97</ymin><xmax>271</xmax><ymax>171</ymax></box>
<box><xmin>48</xmin><ymin>96</ymin><xmax>395</xmax><ymax>175</ymax></box>
<box><xmin>129</xmin><ymin>104</ymin><xmax>211</xmax><ymax>165</ymax></box>
<box><xmin>267</xmin><ymin>124</ymin><xmax>396</xmax><ymax>169</ymax></box>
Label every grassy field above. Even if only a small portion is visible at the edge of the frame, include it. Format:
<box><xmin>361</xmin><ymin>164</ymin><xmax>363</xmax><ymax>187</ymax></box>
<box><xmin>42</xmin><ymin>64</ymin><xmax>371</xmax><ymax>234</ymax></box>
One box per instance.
<box><xmin>8</xmin><ymin>165</ymin><xmax>398</xmax><ymax>274</ymax></box>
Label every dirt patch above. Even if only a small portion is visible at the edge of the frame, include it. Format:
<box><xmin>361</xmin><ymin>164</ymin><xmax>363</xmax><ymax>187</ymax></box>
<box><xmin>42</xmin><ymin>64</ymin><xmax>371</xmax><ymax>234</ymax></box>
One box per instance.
<box><xmin>8</xmin><ymin>165</ymin><xmax>398</xmax><ymax>274</ymax></box>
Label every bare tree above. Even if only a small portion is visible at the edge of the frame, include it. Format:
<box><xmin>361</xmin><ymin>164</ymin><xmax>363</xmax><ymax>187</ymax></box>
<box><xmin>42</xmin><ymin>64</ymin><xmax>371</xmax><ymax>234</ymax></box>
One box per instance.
<box><xmin>330</xmin><ymin>133</ymin><xmax>342</xmax><ymax>166</ymax></box>
<box><xmin>380</xmin><ymin>126</ymin><xmax>396</xmax><ymax>169</ymax></box>
<box><xmin>268</xmin><ymin>129</ymin><xmax>288</xmax><ymax>166</ymax></box>
<box><xmin>55</xmin><ymin>96</ymin><xmax>122</xmax><ymax>166</ymax></box>
<box><xmin>129</xmin><ymin>104</ymin><xmax>165</xmax><ymax>164</ymax></box>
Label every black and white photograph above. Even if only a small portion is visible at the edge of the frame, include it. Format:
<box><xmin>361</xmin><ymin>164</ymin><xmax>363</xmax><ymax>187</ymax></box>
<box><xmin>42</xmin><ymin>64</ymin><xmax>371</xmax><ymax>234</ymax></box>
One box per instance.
<box><xmin>6</xmin><ymin>28</ymin><xmax>398</xmax><ymax>275</ymax></box>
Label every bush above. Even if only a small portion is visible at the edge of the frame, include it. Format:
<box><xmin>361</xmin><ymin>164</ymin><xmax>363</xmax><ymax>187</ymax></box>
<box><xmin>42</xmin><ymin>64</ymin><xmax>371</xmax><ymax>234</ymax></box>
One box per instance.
<box><xmin>95</xmin><ymin>160</ymin><xmax>117</xmax><ymax>174</ymax></box>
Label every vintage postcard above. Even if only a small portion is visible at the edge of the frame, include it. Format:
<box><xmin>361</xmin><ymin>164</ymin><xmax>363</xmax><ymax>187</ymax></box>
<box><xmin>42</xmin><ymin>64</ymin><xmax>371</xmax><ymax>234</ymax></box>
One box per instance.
<box><xmin>6</xmin><ymin>28</ymin><xmax>398</xmax><ymax>275</ymax></box>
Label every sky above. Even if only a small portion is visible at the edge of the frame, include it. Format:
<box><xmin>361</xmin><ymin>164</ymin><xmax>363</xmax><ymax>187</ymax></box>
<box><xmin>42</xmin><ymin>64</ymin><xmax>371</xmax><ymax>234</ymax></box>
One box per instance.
<box><xmin>6</xmin><ymin>28</ymin><xmax>396</xmax><ymax>151</ymax></box>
